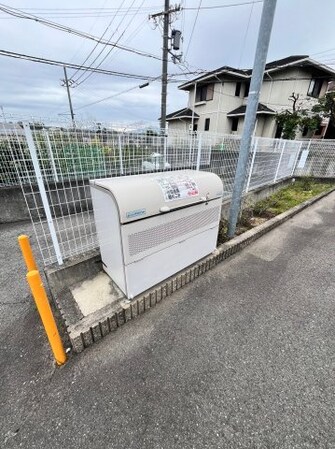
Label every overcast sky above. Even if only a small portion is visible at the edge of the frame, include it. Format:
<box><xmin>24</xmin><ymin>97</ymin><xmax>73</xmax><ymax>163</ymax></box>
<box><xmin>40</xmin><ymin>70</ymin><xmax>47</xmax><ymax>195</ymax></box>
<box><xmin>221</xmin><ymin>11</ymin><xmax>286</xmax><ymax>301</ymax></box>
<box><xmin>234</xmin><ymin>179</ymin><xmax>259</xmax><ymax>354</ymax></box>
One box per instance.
<box><xmin>1</xmin><ymin>0</ymin><xmax>335</xmax><ymax>126</ymax></box>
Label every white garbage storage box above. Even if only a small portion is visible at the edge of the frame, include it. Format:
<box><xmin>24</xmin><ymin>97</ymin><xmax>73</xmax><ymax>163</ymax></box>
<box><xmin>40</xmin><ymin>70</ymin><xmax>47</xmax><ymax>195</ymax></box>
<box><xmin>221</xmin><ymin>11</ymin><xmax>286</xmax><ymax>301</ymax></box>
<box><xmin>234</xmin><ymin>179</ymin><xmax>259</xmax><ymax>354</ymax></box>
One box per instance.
<box><xmin>90</xmin><ymin>170</ymin><xmax>223</xmax><ymax>299</ymax></box>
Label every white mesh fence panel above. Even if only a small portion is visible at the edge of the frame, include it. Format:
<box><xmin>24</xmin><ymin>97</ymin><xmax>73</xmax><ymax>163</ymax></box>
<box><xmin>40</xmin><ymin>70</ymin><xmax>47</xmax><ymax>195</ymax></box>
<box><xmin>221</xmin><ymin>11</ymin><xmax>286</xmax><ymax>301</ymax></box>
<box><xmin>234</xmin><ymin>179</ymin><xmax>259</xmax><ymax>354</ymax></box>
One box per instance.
<box><xmin>0</xmin><ymin>124</ymin><xmax>29</xmax><ymax>186</ymax></box>
<box><xmin>1</xmin><ymin>118</ymin><xmax>333</xmax><ymax>266</ymax></box>
<box><xmin>247</xmin><ymin>137</ymin><xmax>282</xmax><ymax>190</ymax></box>
<box><xmin>276</xmin><ymin>140</ymin><xmax>301</xmax><ymax>180</ymax></box>
<box><xmin>205</xmin><ymin>134</ymin><xmax>241</xmax><ymax>198</ymax></box>
<box><xmin>294</xmin><ymin>139</ymin><xmax>335</xmax><ymax>177</ymax></box>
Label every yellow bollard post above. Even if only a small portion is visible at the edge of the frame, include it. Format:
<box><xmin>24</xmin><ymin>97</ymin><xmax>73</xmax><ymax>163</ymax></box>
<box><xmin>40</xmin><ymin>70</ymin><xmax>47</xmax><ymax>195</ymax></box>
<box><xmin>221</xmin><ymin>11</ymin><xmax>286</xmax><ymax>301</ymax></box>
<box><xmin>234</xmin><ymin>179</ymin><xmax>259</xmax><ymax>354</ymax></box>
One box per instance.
<box><xmin>18</xmin><ymin>234</ymin><xmax>38</xmax><ymax>272</ymax></box>
<box><xmin>26</xmin><ymin>270</ymin><xmax>67</xmax><ymax>366</ymax></box>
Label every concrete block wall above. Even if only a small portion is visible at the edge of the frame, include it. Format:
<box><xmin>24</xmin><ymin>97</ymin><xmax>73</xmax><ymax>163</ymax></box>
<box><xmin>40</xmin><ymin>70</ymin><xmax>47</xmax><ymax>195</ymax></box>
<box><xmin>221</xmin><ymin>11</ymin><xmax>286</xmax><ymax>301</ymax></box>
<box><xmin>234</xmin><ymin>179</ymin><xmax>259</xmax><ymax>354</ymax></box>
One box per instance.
<box><xmin>0</xmin><ymin>176</ymin><xmax>293</xmax><ymax>224</ymax></box>
<box><xmin>0</xmin><ymin>186</ymin><xmax>30</xmax><ymax>223</ymax></box>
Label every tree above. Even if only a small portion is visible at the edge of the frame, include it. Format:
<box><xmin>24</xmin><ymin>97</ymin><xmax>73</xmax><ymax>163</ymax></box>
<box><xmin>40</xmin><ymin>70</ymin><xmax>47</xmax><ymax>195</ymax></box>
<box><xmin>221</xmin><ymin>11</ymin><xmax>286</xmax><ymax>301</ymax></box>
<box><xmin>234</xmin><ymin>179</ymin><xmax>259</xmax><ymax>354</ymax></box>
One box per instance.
<box><xmin>312</xmin><ymin>91</ymin><xmax>335</xmax><ymax>126</ymax></box>
<box><xmin>275</xmin><ymin>92</ymin><xmax>321</xmax><ymax>139</ymax></box>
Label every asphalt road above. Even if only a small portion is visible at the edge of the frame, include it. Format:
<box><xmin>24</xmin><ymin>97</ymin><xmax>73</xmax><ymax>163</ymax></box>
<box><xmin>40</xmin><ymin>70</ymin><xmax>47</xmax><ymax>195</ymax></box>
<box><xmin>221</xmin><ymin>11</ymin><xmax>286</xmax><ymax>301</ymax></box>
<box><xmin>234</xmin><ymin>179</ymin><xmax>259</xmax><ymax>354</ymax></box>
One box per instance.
<box><xmin>1</xmin><ymin>192</ymin><xmax>335</xmax><ymax>449</ymax></box>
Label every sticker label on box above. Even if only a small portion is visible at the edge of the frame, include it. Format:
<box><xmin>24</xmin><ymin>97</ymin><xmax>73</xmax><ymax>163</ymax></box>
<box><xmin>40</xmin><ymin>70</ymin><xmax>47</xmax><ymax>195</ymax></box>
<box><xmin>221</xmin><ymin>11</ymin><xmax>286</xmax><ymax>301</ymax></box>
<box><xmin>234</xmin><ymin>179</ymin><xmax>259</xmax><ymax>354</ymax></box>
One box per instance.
<box><xmin>156</xmin><ymin>175</ymin><xmax>199</xmax><ymax>202</ymax></box>
<box><xmin>126</xmin><ymin>208</ymin><xmax>146</xmax><ymax>219</ymax></box>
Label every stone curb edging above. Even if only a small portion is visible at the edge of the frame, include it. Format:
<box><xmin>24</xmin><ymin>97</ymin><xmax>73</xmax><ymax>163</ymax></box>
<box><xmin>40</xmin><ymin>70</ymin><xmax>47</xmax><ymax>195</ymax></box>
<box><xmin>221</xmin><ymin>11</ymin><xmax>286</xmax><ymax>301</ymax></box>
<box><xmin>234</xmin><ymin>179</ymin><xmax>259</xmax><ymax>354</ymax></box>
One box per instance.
<box><xmin>69</xmin><ymin>187</ymin><xmax>335</xmax><ymax>353</ymax></box>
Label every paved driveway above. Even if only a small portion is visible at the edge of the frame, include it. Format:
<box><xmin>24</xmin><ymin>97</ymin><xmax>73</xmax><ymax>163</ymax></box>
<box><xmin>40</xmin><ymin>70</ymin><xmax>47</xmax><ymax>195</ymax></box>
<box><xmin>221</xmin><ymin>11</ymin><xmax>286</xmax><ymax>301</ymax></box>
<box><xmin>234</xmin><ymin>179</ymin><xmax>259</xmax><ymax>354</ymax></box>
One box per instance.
<box><xmin>1</xmin><ymin>192</ymin><xmax>335</xmax><ymax>448</ymax></box>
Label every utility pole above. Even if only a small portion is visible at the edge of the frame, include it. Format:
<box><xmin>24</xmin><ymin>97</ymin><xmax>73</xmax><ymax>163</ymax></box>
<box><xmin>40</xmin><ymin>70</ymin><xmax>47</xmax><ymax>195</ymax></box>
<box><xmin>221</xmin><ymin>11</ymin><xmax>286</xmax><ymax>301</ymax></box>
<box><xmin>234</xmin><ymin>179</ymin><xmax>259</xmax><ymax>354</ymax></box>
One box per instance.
<box><xmin>62</xmin><ymin>66</ymin><xmax>75</xmax><ymax>128</ymax></box>
<box><xmin>161</xmin><ymin>0</ymin><xmax>169</xmax><ymax>132</ymax></box>
<box><xmin>150</xmin><ymin>2</ymin><xmax>181</xmax><ymax>132</ymax></box>
<box><xmin>227</xmin><ymin>0</ymin><xmax>277</xmax><ymax>238</ymax></box>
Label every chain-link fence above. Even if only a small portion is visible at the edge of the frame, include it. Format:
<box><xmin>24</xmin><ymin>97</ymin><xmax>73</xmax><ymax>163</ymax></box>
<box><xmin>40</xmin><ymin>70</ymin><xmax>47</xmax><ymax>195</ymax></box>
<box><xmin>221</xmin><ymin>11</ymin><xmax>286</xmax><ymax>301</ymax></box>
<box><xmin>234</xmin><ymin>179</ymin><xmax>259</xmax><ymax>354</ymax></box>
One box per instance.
<box><xmin>1</xmin><ymin>118</ymin><xmax>333</xmax><ymax>266</ymax></box>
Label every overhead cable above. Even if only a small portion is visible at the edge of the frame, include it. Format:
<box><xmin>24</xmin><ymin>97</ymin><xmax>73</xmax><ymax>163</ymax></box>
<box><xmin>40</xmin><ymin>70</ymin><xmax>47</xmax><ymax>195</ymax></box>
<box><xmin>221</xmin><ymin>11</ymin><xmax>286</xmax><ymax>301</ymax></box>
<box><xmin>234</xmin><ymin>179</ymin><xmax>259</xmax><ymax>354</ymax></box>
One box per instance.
<box><xmin>184</xmin><ymin>1</ymin><xmax>263</xmax><ymax>10</ymax></box>
<box><xmin>184</xmin><ymin>0</ymin><xmax>203</xmax><ymax>59</ymax></box>
<box><xmin>74</xmin><ymin>0</ymin><xmax>142</xmax><ymax>86</ymax></box>
<box><xmin>70</xmin><ymin>0</ymin><xmax>128</xmax><ymax>80</ymax></box>
<box><xmin>74</xmin><ymin>77</ymin><xmax>161</xmax><ymax>111</ymax></box>
<box><xmin>0</xmin><ymin>49</ymin><xmax>158</xmax><ymax>80</ymax></box>
<box><xmin>0</xmin><ymin>3</ymin><xmax>161</xmax><ymax>61</ymax></box>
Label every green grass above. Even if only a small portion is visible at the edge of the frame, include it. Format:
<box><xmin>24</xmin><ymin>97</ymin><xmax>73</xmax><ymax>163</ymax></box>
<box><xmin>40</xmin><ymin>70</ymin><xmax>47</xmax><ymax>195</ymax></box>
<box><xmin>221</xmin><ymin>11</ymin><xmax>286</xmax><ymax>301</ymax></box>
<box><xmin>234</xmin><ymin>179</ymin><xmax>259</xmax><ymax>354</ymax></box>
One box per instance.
<box><xmin>217</xmin><ymin>178</ymin><xmax>334</xmax><ymax>244</ymax></box>
<box><xmin>253</xmin><ymin>179</ymin><xmax>334</xmax><ymax>217</ymax></box>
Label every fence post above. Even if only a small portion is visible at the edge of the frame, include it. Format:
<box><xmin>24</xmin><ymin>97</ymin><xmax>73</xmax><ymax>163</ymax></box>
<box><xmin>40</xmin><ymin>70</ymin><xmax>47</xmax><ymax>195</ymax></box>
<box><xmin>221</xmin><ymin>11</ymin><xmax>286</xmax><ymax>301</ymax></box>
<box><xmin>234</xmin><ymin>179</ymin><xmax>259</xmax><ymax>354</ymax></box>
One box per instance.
<box><xmin>196</xmin><ymin>133</ymin><xmax>202</xmax><ymax>170</ymax></box>
<box><xmin>274</xmin><ymin>140</ymin><xmax>286</xmax><ymax>183</ymax></box>
<box><xmin>23</xmin><ymin>123</ymin><xmax>63</xmax><ymax>265</ymax></box>
<box><xmin>291</xmin><ymin>141</ymin><xmax>304</xmax><ymax>176</ymax></box>
<box><xmin>245</xmin><ymin>137</ymin><xmax>258</xmax><ymax>192</ymax></box>
<box><xmin>43</xmin><ymin>129</ymin><xmax>59</xmax><ymax>182</ymax></box>
<box><xmin>163</xmin><ymin>133</ymin><xmax>167</xmax><ymax>168</ymax></box>
<box><xmin>118</xmin><ymin>134</ymin><xmax>124</xmax><ymax>175</ymax></box>
<box><xmin>188</xmin><ymin>131</ymin><xmax>193</xmax><ymax>166</ymax></box>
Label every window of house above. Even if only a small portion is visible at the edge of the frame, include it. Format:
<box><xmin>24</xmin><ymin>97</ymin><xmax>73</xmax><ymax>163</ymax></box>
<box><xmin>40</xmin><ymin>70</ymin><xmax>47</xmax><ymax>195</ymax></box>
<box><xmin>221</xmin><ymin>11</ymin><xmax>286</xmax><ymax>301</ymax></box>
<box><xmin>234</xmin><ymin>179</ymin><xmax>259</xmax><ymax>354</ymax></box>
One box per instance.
<box><xmin>307</xmin><ymin>79</ymin><xmax>323</xmax><ymax>98</ymax></box>
<box><xmin>235</xmin><ymin>82</ymin><xmax>241</xmax><ymax>97</ymax></box>
<box><xmin>244</xmin><ymin>81</ymin><xmax>250</xmax><ymax>97</ymax></box>
<box><xmin>193</xmin><ymin>123</ymin><xmax>198</xmax><ymax>132</ymax></box>
<box><xmin>231</xmin><ymin>117</ymin><xmax>239</xmax><ymax>132</ymax></box>
<box><xmin>195</xmin><ymin>84</ymin><xmax>214</xmax><ymax>102</ymax></box>
<box><xmin>204</xmin><ymin>118</ymin><xmax>210</xmax><ymax>131</ymax></box>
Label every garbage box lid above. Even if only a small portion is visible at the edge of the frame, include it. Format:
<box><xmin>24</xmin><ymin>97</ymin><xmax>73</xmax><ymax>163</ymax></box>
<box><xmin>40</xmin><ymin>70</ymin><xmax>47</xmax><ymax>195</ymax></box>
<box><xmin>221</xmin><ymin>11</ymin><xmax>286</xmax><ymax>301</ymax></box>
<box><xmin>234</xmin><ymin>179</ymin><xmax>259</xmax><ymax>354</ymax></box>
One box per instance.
<box><xmin>90</xmin><ymin>169</ymin><xmax>223</xmax><ymax>223</ymax></box>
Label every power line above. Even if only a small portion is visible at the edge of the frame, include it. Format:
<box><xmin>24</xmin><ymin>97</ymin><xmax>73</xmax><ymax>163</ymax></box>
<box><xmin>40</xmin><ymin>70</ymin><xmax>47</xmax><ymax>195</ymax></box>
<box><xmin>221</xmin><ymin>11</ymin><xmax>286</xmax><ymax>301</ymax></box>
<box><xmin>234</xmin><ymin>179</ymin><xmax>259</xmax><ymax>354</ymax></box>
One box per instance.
<box><xmin>103</xmin><ymin>16</ymin><xmax>148</xmax><ymax>68</ymax></box>
<box><xmin>68</xmin><ymin>0</ymin><xmax>109</xmax><ymax>65</ymax></box>
<box><xmin>71</xmin><ymin>17</ymin><xmax>149</xmax><ymax>97</ymax></box>
<box><xmin>74</xmin><ymin>86</ymin><xmax>141</xmax><ymax>111</ymax></box>
<box><xmin>176</xmin><ymin>53</ymin><xmax>335</xmax><ymax>83</ymax></box>
<box><xmin>0</xmin><ymin>13</ymin><xmax>152</xmax><ymax>19</ymax></box>
<box><xmin>0</xmin><ymin>3</ymin><xmax>161</xmax><ymax>61</ymax></box>
<box><xmin>74</xmin><ymin>0</ymin><xmax>143</xmax><ymax>86</ymax></box>
<box><xmin>9</xmin><ymin>6</ymin><xmax>160</xmax><ymax>12</ymax></box>
<box><xmin>237</xmin><ymin>1</ymin><xmax>254</xmax><ymax>68</ymax></box>
<box><xmin>0</xmin><ymin>13</ymin><xmax>154</xmax><ymax>19</ymax></box>
<box><xmin>311</xmin><ymin>48</ymin><xmax>335</xmax><ymax>57</ymax></box>
<box><xmin>184</xmin><ymin>0</ymin><xmax>263</xmax><ymax>59</ymax></box>
<box><xmin>0</xmin><ymin>5</ymin><xmax>157</xmax><ymax>19</ymax></box>
<box><xmin>73</xmin><ymin>77</ymin><xmax>161</xmax><ymax>111</ymax></box>
<box><xmin>0</xmin><ymin>49</ymin><xmax>158</xmax><ymax>80</ymax></box>
<box><xmin>72</xmin><ymin>74</ymin><xmax>186</xmax><ymax>112</ymax></box>
<box><xmin>0</xmin><ymin>2</ymin><xmax>263</xmax><ymax>15</ymax></box>
<box><xmin>184</xmin><ymin>0</ymin><xmax>202</xmax><ymax>59</ymax></box>
<box><xmin>70</xmin><ymin>0</ymin><xmax>128</xmax><ymax>81</ymax></box>
<box><xmin>184</xmin><ymin>1</ymin><xmax>263</xmax><ymax>10</ymax></box>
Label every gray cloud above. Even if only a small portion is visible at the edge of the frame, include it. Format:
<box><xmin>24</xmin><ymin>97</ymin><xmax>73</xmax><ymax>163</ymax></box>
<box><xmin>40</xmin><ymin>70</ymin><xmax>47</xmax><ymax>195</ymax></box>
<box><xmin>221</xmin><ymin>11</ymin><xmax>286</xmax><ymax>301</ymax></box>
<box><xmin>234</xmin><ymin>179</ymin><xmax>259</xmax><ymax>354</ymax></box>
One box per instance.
<box><xmin>1</xmin><ymin>0</ymin><xmax>335</xmax><ymax>125</ymax></box>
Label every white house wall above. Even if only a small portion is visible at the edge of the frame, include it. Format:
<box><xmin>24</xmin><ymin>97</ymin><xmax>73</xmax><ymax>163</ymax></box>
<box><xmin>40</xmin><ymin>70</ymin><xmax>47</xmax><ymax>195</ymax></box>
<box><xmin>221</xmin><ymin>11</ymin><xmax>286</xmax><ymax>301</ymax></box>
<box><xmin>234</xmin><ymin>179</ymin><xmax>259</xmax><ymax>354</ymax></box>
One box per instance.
<box><xmin>261</xmin><ymin>67</ymin><xmax>328</xmax><ymax>138</ymax></box>
<box><xmin>255</xmin><ymin>117</ymin><xmax>265</xmax><ymax>137</ymax></box>
<box><xmin>259</xmin><ymin>67</ymin><xmax>326</xmax><ymax>113</ymax></box>
<box><xmin>262</xmin><ymin>117</ymin><xmax>277</xmax><ymax>137</ymax></box>
<box><xmin>167</xmin><ymin>120</ymin><xmax>190</xmax><ymax>133</ymax></box>
<box><xmin>187</xmin><ymin>86</ymin><xmax>195</xmax><ymax>109</ymax></box>
<box><xmin>172</xmin><ymin>65</ymin><xmax>330</xmax><ymax>138</ymax></box>
<box><xmin>189</xmin><ymin>80</ymin><xmax>245</xmax><ymax>134</ymax></box>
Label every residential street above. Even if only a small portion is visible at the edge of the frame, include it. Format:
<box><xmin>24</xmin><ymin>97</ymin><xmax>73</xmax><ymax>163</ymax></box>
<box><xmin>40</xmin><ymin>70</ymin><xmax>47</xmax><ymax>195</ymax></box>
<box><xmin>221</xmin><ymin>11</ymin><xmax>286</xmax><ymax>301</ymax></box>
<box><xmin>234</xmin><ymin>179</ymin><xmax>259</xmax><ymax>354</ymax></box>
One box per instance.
<box><xmin>1</xmin><ymin>192</ymin><xmax>335</xmax><ymax>449</ymax></box>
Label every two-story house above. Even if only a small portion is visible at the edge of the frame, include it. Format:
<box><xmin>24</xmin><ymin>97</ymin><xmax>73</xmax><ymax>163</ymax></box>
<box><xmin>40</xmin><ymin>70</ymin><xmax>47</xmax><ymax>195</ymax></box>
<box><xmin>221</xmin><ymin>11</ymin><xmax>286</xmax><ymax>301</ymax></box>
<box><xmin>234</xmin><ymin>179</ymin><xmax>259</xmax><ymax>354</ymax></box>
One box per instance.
<box><xmin>166</xmin><ymin>56</ymin><xmax>335</xmax><ymax>139</ymax></box>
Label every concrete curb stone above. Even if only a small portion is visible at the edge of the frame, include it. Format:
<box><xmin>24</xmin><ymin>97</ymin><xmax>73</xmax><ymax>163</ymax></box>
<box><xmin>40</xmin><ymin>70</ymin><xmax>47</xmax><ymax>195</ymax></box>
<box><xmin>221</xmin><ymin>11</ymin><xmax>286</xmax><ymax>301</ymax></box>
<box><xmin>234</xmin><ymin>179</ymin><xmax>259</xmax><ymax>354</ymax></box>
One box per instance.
<box><xmin>68</xmin><ymin>187</ymin><xmax>335</xmax><ymax>353</ymax></box>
